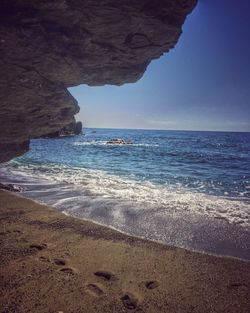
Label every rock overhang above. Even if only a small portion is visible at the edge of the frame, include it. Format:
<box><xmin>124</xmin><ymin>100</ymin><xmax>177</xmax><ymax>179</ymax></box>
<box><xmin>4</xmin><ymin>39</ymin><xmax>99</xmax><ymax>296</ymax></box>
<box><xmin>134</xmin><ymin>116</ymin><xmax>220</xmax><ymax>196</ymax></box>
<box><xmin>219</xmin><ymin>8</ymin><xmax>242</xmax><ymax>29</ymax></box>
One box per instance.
<box><xmin>0</xmin><ymin>0</ymin><xmax>197</xmax><ymax>162</ymax></box>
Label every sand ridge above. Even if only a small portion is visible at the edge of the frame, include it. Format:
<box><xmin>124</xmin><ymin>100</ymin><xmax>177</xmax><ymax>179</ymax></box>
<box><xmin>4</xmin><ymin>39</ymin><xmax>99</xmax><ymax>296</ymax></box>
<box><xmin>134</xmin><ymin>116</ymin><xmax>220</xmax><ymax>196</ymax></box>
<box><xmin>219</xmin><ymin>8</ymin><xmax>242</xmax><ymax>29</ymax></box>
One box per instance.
<box><xmin>0</xmin><ymin>190</ymin><xmax>249</xmax><ymax>313</ymax></box>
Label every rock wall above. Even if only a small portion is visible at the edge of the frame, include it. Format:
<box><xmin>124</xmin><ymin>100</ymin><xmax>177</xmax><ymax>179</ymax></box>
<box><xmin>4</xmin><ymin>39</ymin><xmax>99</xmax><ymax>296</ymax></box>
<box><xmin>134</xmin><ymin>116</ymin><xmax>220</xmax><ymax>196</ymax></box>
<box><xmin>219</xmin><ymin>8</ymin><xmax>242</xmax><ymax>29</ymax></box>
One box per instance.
<box><xmin>42</xmin><ymin>120</ymin><xmax>82</xmax><ymax>137</ymax></box>
<box><xmin>0</xmin><ymin>0</ymin><xmax>197</xmax><ymax>162</ymax></box>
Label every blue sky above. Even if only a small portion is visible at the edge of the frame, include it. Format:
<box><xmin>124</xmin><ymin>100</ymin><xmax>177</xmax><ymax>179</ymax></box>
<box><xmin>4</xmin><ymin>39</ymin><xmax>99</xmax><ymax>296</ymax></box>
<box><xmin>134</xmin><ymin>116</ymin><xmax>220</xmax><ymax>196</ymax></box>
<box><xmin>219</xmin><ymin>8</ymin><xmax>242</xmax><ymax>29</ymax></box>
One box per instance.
<box><xmin>69</xmin><ymin>0</ymin><xmax>250</xmax><ymax>132</ymax></box>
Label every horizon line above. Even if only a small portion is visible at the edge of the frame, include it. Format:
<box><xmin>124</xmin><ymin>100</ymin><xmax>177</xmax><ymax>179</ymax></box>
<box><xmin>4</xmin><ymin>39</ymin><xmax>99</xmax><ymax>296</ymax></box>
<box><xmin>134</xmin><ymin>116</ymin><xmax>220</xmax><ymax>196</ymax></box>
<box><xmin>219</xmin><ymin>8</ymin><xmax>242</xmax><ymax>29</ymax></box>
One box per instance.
<box><xmin>80</xmin><ymin>126</ymin><xmax>250</xmax><ymax>133</ymax></box>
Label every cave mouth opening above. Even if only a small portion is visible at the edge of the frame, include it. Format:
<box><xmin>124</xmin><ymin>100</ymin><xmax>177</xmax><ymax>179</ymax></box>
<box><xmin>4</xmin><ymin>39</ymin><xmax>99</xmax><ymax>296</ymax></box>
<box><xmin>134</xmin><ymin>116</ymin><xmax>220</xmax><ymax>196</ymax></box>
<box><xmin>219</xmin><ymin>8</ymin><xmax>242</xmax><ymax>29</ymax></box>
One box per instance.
<box><xmin>62</xmin><ymin>45</ymin><xmax>180</xmax><ymax>135</ymax></box>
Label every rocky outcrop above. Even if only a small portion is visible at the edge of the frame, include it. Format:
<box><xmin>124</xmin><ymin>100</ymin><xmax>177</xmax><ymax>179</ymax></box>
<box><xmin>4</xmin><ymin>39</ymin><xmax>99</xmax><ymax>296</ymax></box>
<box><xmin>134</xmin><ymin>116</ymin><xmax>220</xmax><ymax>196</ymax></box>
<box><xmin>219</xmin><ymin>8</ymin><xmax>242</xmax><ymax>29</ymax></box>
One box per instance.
<box><xmin>0</xmin><ymin>182</ymin><xmax>23</xmax><ymax>192</ymax></box>
<box><xmin>0</xmin><ymin>0</ymin><xmax>197</xmax><ymax>162</ymax></box>
<box><xmin>42</xmin><ymin>120</ymin><xmax>82</xmax><ymax>138</ymax></box>
<box><xmin>74</xmin><ymin>121</ymin><xmax>83</xmax><ymax>136</ymax></box>
<box><xmin>106</xmin><ymin>139</ymin><xmax>133</xmax><ymax>145</ymax></box>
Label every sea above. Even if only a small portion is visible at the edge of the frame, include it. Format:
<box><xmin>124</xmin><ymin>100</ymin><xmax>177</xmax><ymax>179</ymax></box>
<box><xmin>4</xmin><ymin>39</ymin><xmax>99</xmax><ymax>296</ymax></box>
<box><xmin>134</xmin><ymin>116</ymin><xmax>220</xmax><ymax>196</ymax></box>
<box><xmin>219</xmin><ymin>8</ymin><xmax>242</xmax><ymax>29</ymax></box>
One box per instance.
<box><xmin>0</xmin><ymin>128</ymin><xmax>250</xmax><ymax>260</ymax></box>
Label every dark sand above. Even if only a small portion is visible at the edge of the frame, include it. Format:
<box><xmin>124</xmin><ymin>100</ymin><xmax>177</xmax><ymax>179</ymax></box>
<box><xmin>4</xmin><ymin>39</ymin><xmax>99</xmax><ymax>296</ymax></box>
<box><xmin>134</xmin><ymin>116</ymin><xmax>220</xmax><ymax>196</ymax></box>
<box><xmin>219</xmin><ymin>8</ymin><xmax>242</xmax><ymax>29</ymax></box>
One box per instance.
<box><xmin>0</xmin><ymin>190</ymin><xmax>249</xmax><ymax>313</ymax></box>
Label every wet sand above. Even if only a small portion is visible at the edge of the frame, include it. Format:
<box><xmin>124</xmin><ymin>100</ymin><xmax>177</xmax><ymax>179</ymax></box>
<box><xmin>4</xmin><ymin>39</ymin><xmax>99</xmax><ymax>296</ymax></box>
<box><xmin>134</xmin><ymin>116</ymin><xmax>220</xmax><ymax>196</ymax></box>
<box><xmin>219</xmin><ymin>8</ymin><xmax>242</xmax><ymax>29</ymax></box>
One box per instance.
<box><xmin>0</xmin><ymin>190</ymin><xmax>249</xmax><ymax>313</ymax></box>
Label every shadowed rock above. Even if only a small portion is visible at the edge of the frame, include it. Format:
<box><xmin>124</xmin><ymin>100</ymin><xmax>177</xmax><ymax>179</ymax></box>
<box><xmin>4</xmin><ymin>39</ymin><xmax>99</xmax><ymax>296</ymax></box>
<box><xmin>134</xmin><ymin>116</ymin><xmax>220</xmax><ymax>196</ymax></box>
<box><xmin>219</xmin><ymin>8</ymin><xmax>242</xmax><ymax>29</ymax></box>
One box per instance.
<box><xmin>0</xmin><ymin>0</ymin><xmax>197</xmax><ymax>162</ymax></box>
<box><xmin>0</xmin><ymin>183</ymin><xmax>23</xmax><ymax>192</ymax></box>
<box><xmin>42</xmin><ymin>120</ymin><xmax>82</xmax><ymax>138</ymax></box>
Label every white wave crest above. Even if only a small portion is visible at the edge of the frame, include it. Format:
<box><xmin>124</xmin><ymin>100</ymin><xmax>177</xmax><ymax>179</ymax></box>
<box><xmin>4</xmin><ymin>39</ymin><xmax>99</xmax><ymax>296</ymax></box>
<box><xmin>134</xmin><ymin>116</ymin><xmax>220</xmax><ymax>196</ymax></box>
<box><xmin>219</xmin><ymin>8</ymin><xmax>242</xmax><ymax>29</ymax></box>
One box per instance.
<box><xmin>2</xmin><ymin>163</ymin><xmax>249</xmax><ymax>228</ymax></box>
<box><xmin>73</xmin><ymin>141</ymin><xmax>159</xmax><ymax>147</ymax></box>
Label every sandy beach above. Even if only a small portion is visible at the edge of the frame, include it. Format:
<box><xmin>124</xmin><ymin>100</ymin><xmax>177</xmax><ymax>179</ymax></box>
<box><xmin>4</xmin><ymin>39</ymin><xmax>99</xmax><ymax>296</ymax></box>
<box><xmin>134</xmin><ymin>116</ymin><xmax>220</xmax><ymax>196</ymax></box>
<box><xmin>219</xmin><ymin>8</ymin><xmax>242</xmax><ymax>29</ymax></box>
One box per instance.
<box><xmin>0</xmin><ymin>190</ymin><xmax>249</xmax><ymax>313</ymax></box>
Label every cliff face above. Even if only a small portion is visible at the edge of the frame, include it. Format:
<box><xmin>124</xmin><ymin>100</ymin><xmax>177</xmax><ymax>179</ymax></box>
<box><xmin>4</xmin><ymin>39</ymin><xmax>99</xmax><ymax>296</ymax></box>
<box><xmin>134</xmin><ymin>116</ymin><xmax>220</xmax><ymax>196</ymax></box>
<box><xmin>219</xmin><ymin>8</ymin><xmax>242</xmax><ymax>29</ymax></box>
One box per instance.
<box><xmin>0</xmin><ymin>0</ymin><xmax>197</xmax><ymax>162</ymax></box>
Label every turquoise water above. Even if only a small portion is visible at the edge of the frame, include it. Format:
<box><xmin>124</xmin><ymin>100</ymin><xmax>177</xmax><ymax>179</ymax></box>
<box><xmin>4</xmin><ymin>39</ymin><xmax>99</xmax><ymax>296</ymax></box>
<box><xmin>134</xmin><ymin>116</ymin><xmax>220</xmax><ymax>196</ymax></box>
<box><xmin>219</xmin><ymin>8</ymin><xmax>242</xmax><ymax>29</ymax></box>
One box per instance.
<box><xmin>10</xmin><ymin>129</ymin><xmax>250</xmax><ymax>197</ymax></box>
<box><xmin>1</xmin><ymin>129</ymin><xmax>250</xmax><ymax>259</ymax></box>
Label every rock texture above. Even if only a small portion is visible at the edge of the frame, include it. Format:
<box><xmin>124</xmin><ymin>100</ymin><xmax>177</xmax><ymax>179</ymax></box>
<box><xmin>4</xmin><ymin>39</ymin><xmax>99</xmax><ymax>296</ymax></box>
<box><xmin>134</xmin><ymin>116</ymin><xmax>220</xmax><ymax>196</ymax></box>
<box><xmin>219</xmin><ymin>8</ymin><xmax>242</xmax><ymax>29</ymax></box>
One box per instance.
<box><xmin>42</xmin><ymin>120</ymin><xmax>82</xmax><ymax>137</ymax></box>
<box><xmin>0</xmin><ymin>0</ymin><xmax>197</xmax><ymax>162</ymax></box>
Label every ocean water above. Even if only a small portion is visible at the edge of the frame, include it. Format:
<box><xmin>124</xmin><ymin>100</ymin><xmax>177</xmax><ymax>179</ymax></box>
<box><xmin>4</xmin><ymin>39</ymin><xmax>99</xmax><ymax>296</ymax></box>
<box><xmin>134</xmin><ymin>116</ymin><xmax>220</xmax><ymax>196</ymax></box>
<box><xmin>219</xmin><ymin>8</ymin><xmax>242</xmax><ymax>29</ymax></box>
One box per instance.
<box><xmin>1</xmin><ymin>129</ymin><xmax>250</xmax><ymax>259</ymax></box>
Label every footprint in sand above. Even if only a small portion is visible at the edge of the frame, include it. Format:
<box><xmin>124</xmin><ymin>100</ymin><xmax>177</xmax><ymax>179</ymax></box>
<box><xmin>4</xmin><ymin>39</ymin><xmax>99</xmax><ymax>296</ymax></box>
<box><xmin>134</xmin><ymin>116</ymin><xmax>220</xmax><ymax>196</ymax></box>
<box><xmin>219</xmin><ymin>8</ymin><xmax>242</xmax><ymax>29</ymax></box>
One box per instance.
<box><xmin>59</xmin><ymin>267</ymin><xmax>77</xmax><ymax>275</ymax></box>
<box><xmin>85</xmin><ymin>283</ymin><xmax>105</xmax><ymax>297</ymax></box>
<box><xmin>227</xmin><ymin>283</ymin><xmax>248</xmax><ymax>290</ymax></box>
<box><xmin>94</xmin><ymin>271</ymin><xmax>118</xmax><ymax>282</ymax></box>
<box><xmin>145</xmin><ymin>280</ymin><xmax>159</xmax><ymax>290</ymax></box>
<box><xmin>121</xmin><ymin>292</ymin><xmax>141</xmax><ymax>310</ymax></box>
<box><xmin>12</xmin><ymin>229</ymin><xmax>23</xmax><ymax>234</ymax></box>
<box><xmin>50</xmin><ymin>257</ymin><xmax>77</xmax><ymax>275</ymax></box>
<box><xmin>53</xmin><ymin>258</ymin><xmax>68</xmax><ymax>266</ymax></box>
<box><xmin>30</xmin><ymin>243</ymin><xmax>47</xmax><ymax>251</ymax></box>
<box><xmin>39</xmin><ymin>256</ymin><xmax>50</xmax><ymax>263</ymax></box>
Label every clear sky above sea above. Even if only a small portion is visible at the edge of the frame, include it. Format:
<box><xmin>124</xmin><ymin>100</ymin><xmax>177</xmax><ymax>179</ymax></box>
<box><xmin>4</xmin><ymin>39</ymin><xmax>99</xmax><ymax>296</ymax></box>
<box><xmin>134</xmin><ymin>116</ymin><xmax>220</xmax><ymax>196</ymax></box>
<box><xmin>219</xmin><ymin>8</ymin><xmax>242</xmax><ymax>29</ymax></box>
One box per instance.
<box><xmin>69</xmin><ymin>0</ymin><xmax>250</xmax><ymax>132</ymax></box>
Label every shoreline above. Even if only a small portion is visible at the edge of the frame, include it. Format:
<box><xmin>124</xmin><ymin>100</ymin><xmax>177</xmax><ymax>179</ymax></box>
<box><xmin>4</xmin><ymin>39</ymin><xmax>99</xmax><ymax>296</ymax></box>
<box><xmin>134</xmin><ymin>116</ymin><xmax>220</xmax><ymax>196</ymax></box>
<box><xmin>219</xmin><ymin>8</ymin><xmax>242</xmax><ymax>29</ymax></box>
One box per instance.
<box><xmin>1</xmin><ymin>169</ymin><xmax>249</xmax><ymax>261</ymax></box>
<box><xmin>1</xmin><ymin>190</ymin><xmax>249</xmax><ymax>313</ymax></box>
<box><xmin>1</xmin><ymin>187</ymin><xmax>250</xmax><ymax>262</ymax></box>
